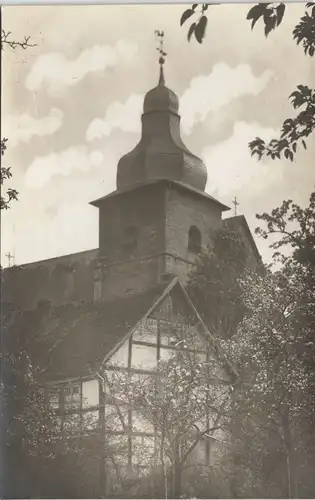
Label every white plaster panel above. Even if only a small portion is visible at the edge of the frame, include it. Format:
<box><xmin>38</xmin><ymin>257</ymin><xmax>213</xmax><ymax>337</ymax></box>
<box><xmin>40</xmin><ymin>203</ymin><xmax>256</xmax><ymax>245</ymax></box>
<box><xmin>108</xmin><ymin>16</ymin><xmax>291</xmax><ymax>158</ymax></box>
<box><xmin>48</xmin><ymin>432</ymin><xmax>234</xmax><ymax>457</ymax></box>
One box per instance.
<box><xmin>82</xmin><ymin>379</ymin><xmax>99</xmax><ymax>407</ymax></box>
<box><xmin>108</xmin><ymin>338</ymin><xmax>129</xmax><ymax>367</ymax></box>
<box><xmin>131</xmin><ymin>343</ymin><xmax>157</xmax><ymax>369</ymax></box>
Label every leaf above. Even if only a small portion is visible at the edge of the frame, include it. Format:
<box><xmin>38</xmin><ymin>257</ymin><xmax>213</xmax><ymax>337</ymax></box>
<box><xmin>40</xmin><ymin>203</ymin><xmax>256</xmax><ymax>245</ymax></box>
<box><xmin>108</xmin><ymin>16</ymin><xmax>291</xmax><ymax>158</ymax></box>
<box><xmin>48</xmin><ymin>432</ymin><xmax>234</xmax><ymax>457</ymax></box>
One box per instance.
<box><xmin>302</xmin><ymin>139</ymin><xmax>307</xmax><ymax>149</ymax></box>
<box><xmin>195</xmin><ymin>16</ymin><xmax>208</xmax><ymax>43</ymax></box>
<box><xmin>180</xmin><ymin>8</ymin><xmax>195</xmax><ymax>26</ymax></box>
<box><xmin>264</xmin><ymin>12</ymin><xmax>276</xmax><ymax>37</ymax></box>
<box><xmin>246</xmin><ymin>3</ymin><xmax>266</xmax><ymax>21</ymax></box>
<box><xmin>276</xmin><ymin>3</ymin><xmax>285</xmax><ymax>27</ymax></box>
<box><xmin>247</xmin><ymin>3</ymin><xmax>268</xmax><ymax>30</ymax></box>
<box><xmin>292</xmin><ymin>142</ymin><xmax>297</xmax><ymax>153</ymax></box>
<box><xmin>188</xmin><ymin>22</ymin><xmax>196</xmax><ymax>42</ymax></box>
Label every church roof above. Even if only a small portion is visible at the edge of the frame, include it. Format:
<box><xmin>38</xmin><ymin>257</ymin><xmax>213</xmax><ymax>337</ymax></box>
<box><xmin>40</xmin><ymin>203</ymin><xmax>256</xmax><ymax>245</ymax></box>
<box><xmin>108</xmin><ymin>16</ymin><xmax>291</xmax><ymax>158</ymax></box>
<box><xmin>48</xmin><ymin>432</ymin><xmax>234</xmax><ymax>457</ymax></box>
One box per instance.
<box><xmin>90</xmin><ymin>178</ymin><xmax>230</xmax><ymax>212</ymax></box>
<box><xmin>2</xmin><ymin>277</ymin><xmax>237</xmax><ymax>383</ymax></box>
<box><xmin>224</xmin><ymin>215</ymin><xmax>262</xmax><ymax>264</ymax></box>
<box><xmin>2</xmin><ymin>281</ymin><xmax>171</xmax><ymax>382</ymax></box>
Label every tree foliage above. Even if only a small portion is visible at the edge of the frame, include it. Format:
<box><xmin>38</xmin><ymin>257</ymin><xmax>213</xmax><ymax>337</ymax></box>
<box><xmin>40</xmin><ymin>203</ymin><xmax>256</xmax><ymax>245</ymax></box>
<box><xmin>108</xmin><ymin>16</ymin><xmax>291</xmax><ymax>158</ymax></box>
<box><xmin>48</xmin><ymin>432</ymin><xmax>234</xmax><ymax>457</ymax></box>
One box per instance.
<box><xmin>106</xmin><ymin>328</ymin><xmax>233</xmax><ymax>498</ymax></box>
<box><xmin>1</xmin><ymin>138</ymin><xmax>18</xmax><ymax>210</ymax></box>
<box><xmin>223</xmin><ymin>192</ymin><xmax>315</xmax><ymax>498</ymax></box>
<box><xmin>185</xmin><ymin>191</ymin><xmax>315</xmax><ymax>497</ymax></box>
<box><xmin>0</xmin><ymin>309</ymin><xmax>103</xmax><ymax>498</ymax></box>
<box><xmin>255</xmin><ymin>190</ymin><xmax>315</xmax><ymax>269</ymax></box>
<box><xmin>187</xmin><ymin>226</ymin><xmax>252</xmax><ymax>340</ymax></box>
<box><xmin>181</xmin><ymin>2</ymin><xmax>315</xmax><ymax>161</ymax></box>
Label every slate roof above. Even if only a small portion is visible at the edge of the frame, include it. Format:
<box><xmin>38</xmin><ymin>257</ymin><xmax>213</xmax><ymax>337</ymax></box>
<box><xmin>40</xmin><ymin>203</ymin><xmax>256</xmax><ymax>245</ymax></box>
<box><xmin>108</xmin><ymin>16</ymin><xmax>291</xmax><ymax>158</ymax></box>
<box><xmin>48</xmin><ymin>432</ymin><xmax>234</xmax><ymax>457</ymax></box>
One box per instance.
<box><xmin>90</xmin><ymin>179</ymin><xmax>230</xmax><ymax>212</ymax></box>
<box><xmin>2</xmin><ymin>281</ymin><xmax>171</xmax><ymax>382</ymax></box>
<box><xmin>224</xmin><ymin>215</ymin><xmax>262</xmax><ymax>263</ymax></box>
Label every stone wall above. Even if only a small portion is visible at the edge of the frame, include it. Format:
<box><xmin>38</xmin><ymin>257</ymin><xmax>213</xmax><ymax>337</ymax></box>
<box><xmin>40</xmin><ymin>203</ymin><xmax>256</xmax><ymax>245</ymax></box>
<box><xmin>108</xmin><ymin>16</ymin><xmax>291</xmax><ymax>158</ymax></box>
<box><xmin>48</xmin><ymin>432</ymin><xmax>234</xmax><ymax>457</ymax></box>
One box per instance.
<box><xmin>1</xmin><ymin>249</ymin><xmax>98</xmax><ymax>310</ymax></box>
<box><xmin>165</xmin><ymin>185</ymin><xmax>224</xmax><ymax>261</ymax></box>
<box><xmin>98</xmin><ymin>184</ymin><xmax>165</xmax><ymax>264</ymax></box>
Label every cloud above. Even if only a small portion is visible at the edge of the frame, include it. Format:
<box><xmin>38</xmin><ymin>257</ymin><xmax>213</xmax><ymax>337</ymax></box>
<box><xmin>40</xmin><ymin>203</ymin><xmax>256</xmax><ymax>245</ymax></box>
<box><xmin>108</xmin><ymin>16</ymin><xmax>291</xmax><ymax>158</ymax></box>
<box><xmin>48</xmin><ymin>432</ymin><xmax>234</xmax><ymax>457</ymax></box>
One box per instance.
<box><xmin>25</xmin><ymin>147</ymin><xmax>104</xmax><ymax>189</ymax></box>
<box><xmin>25</xmin><ymin>40</ymin><xmax>138</xmax><ymax>94</ymax></box>
<box><xmin>87</xmin><ymin>63</ymin><xmax>273</xmax><ymax>141</ymax></box>
<box><xmin>86</xmin><ymin>93</ymin><xmax>143</xmax><ymax>141</ymax></box>
<box><xmin>180</xmin><ymin>64</ymin><xmax>273</xmax><ymax>134</ymax></box>
<box><xmin>4</xmin><ymin>108</ymin><xmax>63</xmax><ymax>147</ymax></box>
<box><xmin>202</xmin><ymin>121</ymin><xmax>281</xmax><ymax>199</ymax></box>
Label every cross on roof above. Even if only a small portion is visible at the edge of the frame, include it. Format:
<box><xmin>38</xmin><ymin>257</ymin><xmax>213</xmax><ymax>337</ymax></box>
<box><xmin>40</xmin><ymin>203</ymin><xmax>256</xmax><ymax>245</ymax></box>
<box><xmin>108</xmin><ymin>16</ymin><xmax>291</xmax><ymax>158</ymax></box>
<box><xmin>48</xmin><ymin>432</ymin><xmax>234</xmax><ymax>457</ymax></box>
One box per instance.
<box><xmin>5</xmin><ymin>252</ymin><xmax>14</xmax><ymax>267</ymax></box>
<box><xmin>232</xmin><ymin>196</ymin><xmax>239</xmax><ymax>216</ymax></box>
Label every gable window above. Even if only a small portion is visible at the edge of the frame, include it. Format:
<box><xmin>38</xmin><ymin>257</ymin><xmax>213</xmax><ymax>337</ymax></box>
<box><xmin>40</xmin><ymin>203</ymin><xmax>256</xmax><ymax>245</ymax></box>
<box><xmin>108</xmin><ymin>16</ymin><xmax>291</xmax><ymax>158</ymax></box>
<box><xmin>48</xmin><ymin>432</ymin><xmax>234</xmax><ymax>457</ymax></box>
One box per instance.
<box><xmin>124</xmin><ymin>226</ymin><xmax>138</xmax><ymax>256</ymax></box>
<box><xmin>188</xmin><ymin>225</ymin><xmax>202</xmax><ymax>254</ymax></box>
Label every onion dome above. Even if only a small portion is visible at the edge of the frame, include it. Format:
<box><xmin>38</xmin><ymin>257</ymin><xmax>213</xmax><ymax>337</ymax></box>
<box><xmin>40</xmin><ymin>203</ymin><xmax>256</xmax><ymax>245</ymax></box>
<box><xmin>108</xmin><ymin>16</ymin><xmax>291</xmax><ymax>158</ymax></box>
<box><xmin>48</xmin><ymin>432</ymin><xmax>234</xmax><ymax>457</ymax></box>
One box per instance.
<box><xmin>116</xmin><ymin>52</ymin><xmax>207</xmax><ymax>192</ymax></box>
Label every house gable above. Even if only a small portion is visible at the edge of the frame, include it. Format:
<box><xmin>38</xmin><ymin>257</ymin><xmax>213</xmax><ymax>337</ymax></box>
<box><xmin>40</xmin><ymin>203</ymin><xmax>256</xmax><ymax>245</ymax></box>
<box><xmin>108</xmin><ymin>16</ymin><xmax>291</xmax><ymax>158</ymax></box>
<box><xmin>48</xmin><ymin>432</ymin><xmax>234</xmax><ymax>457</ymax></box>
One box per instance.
<box><xmin>103</xmin><ymin>279</ymin><xmax>233</xmax><ymax>382</ymax></box>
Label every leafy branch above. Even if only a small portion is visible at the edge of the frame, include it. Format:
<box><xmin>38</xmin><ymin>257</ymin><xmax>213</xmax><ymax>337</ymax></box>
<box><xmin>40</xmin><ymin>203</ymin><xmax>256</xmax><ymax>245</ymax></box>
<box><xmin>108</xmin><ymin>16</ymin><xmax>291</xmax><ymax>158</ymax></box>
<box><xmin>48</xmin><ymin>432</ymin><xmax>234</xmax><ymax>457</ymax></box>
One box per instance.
<box><xmin>1</xmin><ymin>29</ymin><xmax>36</xmax><ymax>210</ymax></box>
<box><xmin>246</xmin><ymin>3</ymin><xmax>315</xmax><ymax>160</ymax></box>
<box><xmin>255</xmin><ymin>191</ymin><xmax>315</xmax><ymax>268</ymax></box>
<box><xmin>181</xmin><ymin>3</ymin><xmax>315</xmax><ymax>161</ymax></box>
<box><xmin>249</xmin><ymin>85</ymin><xmax>315</xmax><ymax>161</ymax></box>
<box><xmin>180</xmin><ymin>4</ymin><xmax>211</xmax><ymax>44</ymax></box>
<box><xmin>1</xmin><ymin>138</ymin><xmax>18</xmax><ymax>210</ymax></box>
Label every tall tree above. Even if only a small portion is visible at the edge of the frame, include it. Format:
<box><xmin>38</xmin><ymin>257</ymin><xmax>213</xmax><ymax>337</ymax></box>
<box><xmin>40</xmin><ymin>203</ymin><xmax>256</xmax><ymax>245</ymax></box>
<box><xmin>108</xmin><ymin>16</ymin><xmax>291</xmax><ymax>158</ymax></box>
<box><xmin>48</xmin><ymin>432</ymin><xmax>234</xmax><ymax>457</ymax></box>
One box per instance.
<box><xmin>224</xmin><ymin>191</ymin><xmax>315</xmax><ymax>498</ymax></box>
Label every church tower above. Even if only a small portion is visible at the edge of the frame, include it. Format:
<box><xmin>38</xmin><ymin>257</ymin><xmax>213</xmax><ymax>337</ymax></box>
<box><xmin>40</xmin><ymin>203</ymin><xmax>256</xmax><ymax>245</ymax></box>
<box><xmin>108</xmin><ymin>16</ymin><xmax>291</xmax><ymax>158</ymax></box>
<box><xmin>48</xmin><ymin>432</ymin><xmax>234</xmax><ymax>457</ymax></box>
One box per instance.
<box><xmin>90</xmin><ymin>34</ymin><xmax>230</xmax><ymax>300</ymax></box>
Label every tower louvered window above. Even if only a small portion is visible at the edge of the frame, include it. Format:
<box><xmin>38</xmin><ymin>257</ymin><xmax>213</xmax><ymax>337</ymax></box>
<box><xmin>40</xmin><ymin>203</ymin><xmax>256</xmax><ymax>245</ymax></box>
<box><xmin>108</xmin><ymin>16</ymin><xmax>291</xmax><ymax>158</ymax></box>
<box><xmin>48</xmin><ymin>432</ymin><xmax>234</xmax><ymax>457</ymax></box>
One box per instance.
<box><xmin>188</xmin><ymin>225</ymin><xmax>201</xmax><ymax>254</ymax></box>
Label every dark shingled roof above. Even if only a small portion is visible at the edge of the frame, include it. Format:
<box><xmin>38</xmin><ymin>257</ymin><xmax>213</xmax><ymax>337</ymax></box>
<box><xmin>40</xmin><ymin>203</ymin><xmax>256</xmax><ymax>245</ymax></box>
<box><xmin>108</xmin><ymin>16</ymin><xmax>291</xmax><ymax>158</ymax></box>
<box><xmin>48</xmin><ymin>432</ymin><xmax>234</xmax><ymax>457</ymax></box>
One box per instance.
<box><xmin>224</xmin><ymin>215</ymin><xmax>262</xmax><ymax>263</ymax></box>
<box><xmin>90</xmin><ymin>179</ymin><xmax>230</xmax><ymax>212</ymax></box>
<box><xmin>2</xmin><ymin>281</ymin><xmax>171</xmax><ymax>382</ymax></box>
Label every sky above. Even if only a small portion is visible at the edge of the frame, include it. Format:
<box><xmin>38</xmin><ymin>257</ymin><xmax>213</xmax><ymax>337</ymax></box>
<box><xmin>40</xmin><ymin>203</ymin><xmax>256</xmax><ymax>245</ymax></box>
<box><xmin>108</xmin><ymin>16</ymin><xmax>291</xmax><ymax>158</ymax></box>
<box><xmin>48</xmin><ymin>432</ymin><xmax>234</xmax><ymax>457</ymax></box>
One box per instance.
<box><xmin>2</xmin><ymin>3</ymin><xmax>315</xmax><ymax>266</ymax></box>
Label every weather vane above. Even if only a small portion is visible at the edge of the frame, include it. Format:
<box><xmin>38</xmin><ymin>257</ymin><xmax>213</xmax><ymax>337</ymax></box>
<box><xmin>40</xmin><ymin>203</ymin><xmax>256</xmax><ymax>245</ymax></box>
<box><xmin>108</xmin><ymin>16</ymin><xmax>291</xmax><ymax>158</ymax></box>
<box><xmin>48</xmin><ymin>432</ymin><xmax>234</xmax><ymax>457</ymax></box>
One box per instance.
<box><xmin>154</xmin><ymin>30</ymin><xmax>167</xmax><ymax>85</ymax></box>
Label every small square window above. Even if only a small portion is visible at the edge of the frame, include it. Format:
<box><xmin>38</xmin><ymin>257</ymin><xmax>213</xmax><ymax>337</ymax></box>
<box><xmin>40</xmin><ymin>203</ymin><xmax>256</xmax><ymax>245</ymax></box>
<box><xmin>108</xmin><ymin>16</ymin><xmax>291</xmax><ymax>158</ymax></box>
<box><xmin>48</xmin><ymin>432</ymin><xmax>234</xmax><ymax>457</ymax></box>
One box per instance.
<box><xmin>64</xmin><ymin>384</ymin><xmax>81</xmax><ymax>407</ymax></box>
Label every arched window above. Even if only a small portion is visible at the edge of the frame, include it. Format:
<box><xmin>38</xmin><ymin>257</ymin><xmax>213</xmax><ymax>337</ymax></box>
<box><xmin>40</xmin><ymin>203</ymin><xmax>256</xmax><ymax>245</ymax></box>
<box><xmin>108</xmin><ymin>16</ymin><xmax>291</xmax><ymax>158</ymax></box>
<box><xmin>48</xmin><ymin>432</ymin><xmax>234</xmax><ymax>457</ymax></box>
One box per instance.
<box><xmin>124</xmin><ymin>226</ymin><xmax>138</xmax><ymax>255</ymax></box>
<box><xmin>188</xmin><ymin>225</ymin><xmax>202</xmax><ymax>254</ymax></box>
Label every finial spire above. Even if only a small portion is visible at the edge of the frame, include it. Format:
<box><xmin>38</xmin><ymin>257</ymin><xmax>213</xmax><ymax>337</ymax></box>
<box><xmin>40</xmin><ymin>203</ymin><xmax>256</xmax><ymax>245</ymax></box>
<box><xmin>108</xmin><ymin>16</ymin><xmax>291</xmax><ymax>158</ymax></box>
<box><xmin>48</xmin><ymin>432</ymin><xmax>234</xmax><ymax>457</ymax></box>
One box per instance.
<box><xmin>155</xmin><ymin>30</ymin><xmax>166</xmax><ymax>86</ymax></box>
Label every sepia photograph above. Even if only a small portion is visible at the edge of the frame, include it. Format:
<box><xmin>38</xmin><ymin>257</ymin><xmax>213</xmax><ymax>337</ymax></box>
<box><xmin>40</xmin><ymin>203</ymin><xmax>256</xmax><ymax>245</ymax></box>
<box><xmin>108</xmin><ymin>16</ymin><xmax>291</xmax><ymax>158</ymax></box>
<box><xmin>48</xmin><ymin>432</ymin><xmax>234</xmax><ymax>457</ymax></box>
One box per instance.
<box><xmin>1</xmin><ymin>2</ymin><xmax>315</xmax><ymax>498</ymax></box>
